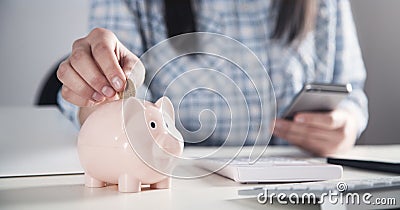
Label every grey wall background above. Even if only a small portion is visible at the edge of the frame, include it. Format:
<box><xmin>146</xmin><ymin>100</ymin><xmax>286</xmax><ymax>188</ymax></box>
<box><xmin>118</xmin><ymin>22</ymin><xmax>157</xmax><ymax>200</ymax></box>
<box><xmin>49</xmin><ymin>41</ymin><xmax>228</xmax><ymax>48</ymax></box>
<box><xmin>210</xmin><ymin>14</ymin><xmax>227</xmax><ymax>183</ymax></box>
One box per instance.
<box><xmin>351</xmin><ymin>0</ymin><xmax>400</xmax><ymax>144</ymax></box>
<box><xmin>0</xmin><ymin>0</ymin><xmax>398</xmax><ymax>144</ymax></box>
<box><xmin>0</xmin><ymin>0</ymin><xmax>89</xmax><ymax>105</ymax></box>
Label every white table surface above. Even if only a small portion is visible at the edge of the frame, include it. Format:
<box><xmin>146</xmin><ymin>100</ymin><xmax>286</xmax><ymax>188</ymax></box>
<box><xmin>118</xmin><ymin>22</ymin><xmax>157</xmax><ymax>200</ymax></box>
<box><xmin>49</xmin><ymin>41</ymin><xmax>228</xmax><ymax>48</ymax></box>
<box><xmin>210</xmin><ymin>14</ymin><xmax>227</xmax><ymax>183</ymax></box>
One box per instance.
<box><xmin>0</xmin><ymin>107</ymin><xmax>398</xmax><ymax>210</ymax></box>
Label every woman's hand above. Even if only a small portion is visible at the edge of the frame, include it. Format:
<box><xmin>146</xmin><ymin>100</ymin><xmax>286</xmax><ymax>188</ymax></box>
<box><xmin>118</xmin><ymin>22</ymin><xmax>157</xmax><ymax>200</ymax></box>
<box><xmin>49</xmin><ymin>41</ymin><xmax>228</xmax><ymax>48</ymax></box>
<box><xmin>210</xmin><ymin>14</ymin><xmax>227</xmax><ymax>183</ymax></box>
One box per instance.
<box><xmin>273</xmin><ymin>109</ymin><xmax>359</xmax><ymax>156</ymax></box>
<box><xmin>57</xmin><ymin>28</ymin><xmax>139</xmax><ymax>107</ymax></box>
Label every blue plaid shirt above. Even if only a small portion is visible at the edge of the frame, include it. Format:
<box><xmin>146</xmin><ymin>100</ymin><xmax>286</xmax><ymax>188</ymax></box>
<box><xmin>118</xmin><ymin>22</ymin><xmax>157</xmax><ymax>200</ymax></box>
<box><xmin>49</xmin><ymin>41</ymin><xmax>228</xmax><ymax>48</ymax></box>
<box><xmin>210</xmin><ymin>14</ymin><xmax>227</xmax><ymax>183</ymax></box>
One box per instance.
<box><xmin>58</xmin><ymin>0</ymin><xmax>368</xmax><ymax>145</ymax></box>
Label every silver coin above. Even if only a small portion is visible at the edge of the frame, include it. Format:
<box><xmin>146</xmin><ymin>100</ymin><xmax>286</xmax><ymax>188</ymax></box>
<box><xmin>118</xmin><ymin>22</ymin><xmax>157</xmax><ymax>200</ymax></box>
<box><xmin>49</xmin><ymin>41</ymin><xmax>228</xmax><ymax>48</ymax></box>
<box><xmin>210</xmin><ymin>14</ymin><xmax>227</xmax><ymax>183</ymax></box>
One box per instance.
<box><xmin>118</xmin><ymin>78</ymin><xmax>136</xmax><ymax>99</ymax></box>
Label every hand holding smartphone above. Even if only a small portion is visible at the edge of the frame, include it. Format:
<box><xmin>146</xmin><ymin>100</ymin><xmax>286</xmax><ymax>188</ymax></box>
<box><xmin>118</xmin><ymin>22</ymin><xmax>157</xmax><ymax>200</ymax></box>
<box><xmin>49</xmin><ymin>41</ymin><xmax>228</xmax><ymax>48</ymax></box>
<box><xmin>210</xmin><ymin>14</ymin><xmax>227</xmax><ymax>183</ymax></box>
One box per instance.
<box><xmin>282</xmin><ymin>83</ymin><xmax>352</xmax><ymax>120</ymax></box>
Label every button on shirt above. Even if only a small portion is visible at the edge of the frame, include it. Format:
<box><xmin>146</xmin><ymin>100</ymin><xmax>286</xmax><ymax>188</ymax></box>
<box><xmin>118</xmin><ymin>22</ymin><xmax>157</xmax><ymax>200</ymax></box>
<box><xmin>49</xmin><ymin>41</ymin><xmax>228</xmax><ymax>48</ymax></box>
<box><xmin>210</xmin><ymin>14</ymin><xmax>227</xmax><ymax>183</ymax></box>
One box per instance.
<box><xmin>58</xmin><ymin>0</ymin><xmax>368</xmax><ymax>146</ymax></box>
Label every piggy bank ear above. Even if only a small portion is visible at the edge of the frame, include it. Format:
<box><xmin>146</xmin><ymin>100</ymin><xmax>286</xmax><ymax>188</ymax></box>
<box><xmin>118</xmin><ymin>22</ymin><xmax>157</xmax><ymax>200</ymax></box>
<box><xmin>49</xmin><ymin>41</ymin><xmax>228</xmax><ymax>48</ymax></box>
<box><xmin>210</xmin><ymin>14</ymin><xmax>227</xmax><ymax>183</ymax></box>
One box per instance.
<box><xmin>155</xmin><ymin>97</ymin><xmax>175</xmax><ymax>121</ymax></box>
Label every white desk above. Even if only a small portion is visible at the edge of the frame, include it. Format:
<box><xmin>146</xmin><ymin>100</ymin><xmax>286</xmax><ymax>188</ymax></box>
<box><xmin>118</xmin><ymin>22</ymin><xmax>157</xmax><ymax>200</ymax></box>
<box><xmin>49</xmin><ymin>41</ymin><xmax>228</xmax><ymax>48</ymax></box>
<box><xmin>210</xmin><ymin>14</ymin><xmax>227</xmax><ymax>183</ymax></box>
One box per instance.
<box><xmin>0</xmin><ymin>107</ymin><xmax>399</xmax><ymax>210</ymax></box>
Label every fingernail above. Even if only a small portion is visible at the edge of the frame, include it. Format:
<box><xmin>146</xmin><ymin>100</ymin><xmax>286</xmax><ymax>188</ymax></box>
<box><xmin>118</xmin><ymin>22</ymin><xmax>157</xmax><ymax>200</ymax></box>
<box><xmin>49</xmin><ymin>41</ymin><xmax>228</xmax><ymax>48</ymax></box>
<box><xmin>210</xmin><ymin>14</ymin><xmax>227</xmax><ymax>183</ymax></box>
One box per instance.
<box><xmin>112</xmin><ymin>77</ymin><xmax>123</xmax><ymax>90</ymax></box>
<box><xmin>92</xmin><ymin>92</ymin><xmax>105</xmax><ymax>102</ymax></box>
<box><xmin>295</xmin><ymin>117</ymin><xmax>305</xmax><ymax>123</ymax></box>
<box><xmin>102</xmin><ymin>86</ymin><xmax>115</xmax><ymax>97</ymax></box>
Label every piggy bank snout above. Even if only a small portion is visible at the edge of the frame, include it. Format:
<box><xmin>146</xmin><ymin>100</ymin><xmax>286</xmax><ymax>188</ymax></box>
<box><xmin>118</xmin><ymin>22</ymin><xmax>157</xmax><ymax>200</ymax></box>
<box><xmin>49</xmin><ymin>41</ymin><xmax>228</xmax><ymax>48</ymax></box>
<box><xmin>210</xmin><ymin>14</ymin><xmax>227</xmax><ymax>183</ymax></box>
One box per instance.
<box><xmin>155</xmin><ymin>127</ymin><xmax>184</xmax><ymax>156</ymax></box>
<box><xmin>162</xmin><ymin>112</ymin><xmax>183</xmax><ymax>143</ymax></box>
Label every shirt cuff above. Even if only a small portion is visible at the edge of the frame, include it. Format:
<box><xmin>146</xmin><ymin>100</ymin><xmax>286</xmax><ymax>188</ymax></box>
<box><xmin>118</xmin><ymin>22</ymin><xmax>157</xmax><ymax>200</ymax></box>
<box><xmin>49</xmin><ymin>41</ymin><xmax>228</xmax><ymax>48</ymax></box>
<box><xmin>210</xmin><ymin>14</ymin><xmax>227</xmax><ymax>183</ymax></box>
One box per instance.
<box><xmin>57</xmin><ymin>89</ymin><xmax>81</xmax><ymax>129</ymax></box>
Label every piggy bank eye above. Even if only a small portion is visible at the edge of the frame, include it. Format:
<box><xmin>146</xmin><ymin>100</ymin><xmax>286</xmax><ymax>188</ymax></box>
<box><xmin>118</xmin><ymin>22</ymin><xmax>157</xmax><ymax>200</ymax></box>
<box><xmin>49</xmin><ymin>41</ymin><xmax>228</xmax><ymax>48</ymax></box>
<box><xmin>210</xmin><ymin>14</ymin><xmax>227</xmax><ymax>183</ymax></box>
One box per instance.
<box><xmin>150</xmin><ymin>121</ymin><xmax>156</xmax><ymax>129</ymax></box>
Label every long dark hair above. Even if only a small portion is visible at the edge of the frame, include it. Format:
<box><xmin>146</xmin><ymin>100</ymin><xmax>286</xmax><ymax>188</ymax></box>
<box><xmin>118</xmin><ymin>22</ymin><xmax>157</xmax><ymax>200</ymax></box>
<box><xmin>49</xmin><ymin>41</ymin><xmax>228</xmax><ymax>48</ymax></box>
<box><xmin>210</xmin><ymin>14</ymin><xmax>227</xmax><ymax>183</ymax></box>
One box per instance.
<box><xmin>272</xmin><ymin>0</ymin><xmax>318</xmax><ymax>44</ymax></box>
<box><xmin>164</xmin><ymin>0</ymin><xmax>317</xmax><ymax>44</ymax></box>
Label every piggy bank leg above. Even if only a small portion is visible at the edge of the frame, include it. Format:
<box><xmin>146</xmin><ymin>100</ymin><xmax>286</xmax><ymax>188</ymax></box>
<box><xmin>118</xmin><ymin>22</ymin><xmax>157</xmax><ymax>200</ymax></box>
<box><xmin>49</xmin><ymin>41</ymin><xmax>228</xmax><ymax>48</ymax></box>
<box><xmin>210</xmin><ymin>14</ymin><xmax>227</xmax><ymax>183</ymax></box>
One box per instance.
<box><xmin>150</xmin><ymin>178</ymin><xmax>171</xmax><ymax>189</ymax></box>
<box><xmin>85</xmin><ymin>173</ymin><xmax>106</xmax><ymax>188</ymax></box>
<box><xmin>118</xmin><ymin>174</ymin><xmax>141</xmax><ymax>193</ymax></box>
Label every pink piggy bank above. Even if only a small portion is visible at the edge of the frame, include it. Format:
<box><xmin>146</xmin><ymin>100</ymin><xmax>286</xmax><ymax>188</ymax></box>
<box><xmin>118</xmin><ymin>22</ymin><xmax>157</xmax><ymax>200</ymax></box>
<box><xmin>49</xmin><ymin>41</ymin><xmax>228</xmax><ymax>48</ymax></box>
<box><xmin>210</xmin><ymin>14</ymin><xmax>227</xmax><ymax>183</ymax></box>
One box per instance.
<box><xmin>77</xmin><ymin>96</ymin><xmax>184</xmax><ymax>193</ymax></box>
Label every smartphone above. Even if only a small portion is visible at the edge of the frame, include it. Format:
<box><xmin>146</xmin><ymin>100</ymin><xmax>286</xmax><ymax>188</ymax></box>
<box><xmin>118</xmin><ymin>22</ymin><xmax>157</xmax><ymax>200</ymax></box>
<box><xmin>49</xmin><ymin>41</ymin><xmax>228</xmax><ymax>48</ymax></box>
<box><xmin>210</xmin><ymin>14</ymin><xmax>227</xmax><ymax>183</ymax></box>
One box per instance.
<box><xmin>282</xmin><ymin>83</ymin><xmax>352</xmax><ymax>120</ymax></box>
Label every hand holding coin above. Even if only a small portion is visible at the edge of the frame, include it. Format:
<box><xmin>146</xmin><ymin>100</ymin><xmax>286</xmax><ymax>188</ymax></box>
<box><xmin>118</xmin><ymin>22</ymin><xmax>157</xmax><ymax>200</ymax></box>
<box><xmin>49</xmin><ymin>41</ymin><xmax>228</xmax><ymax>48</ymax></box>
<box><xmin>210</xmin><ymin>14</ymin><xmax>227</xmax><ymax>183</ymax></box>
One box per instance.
<box><xmin>118</xmin><ymin>78</ymin><xmax>136</xmax><ymax>99</ymax></box>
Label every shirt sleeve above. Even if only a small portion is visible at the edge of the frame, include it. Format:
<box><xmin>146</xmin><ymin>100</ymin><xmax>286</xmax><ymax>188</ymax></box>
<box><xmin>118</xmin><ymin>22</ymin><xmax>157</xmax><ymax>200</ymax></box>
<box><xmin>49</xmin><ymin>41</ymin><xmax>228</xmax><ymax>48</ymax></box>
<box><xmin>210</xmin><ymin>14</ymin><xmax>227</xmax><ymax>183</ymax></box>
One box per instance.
<box><xmin>57</xmin><ymin>89</ymin><xmax>81</xmax><ymax>128</ymax></box>
<box><xmin>333</xmin><ymin>0</ymin><xmax>369</xmax><ymax>136</ymax></box>
<box><xmin>57</xmin><ymin>0</ymin><xmax>150</xmax><ymax>128</ymax></box>
<box><xmin>89</xmin><ymin>0</ymin><xmax>145</xmax><ymax>55</ymax></box>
